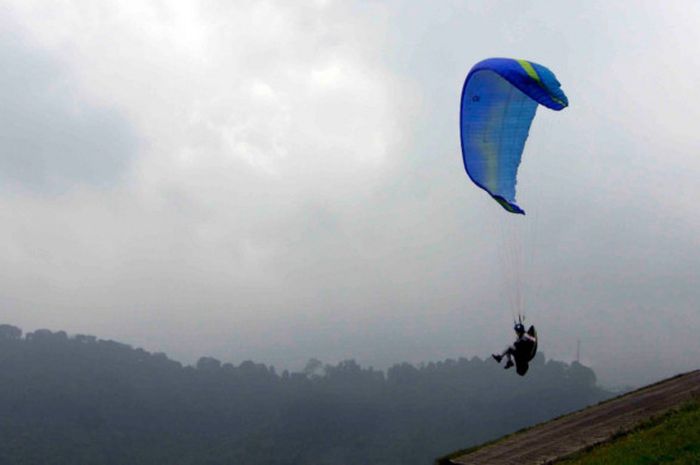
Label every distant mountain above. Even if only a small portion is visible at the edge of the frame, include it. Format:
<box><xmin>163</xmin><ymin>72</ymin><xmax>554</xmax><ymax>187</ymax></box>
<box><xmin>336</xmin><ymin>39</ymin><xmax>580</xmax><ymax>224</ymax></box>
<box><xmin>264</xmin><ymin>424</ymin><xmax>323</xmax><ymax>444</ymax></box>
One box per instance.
<box><xmin>0</xmin><ymin>324</ymin><xmax>615</xmax><ymax>465</ymax></box>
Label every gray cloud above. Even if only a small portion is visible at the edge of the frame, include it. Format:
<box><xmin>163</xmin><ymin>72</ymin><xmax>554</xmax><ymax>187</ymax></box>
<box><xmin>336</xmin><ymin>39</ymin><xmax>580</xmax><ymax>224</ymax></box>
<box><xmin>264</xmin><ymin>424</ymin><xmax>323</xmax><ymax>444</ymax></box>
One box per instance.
<box><xmin>1</xmin><ymin>1</ymin><xmax>699</xmax><ymax>389</ymax></box>
<box><xmin>0</xmin><ymin>26</ymin><xmax>137</xmax><ymax>192</ymax></box>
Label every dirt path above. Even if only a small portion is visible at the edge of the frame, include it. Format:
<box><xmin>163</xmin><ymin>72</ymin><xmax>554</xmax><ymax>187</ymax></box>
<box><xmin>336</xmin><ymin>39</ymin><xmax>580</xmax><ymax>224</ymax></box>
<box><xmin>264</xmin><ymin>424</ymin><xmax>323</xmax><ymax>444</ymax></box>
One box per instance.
<box><xmin>443</xmin><ymin>370</ymin><xmax>700</xmax><ymax>465</ymax></box>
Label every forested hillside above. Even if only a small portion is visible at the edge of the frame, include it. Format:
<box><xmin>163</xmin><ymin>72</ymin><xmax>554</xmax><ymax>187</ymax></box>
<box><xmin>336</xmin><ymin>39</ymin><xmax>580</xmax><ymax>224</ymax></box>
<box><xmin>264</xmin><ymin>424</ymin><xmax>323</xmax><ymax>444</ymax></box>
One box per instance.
<box><xmin>0</xmin><ymin>324</ymin><xmax>613</xmax><ymax>465</ymax></box>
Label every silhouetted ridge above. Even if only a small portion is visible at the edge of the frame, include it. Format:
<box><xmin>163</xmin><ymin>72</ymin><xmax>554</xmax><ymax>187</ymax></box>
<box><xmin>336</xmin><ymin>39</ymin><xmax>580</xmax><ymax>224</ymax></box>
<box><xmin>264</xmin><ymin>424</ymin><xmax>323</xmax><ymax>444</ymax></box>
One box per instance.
<box><xmin>0</xmin><ymin>324</ymin><xmax>614</xmax><ymax>465</ymax></box>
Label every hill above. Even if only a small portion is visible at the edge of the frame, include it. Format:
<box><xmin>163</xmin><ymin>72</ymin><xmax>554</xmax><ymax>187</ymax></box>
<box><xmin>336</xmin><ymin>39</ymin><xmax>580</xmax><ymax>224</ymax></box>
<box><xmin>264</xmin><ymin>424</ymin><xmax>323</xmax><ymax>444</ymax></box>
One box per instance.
<box><xmin>0</xmin><ymin>323</ymin><xmax>613</xmax><ymax>465</ymax></box>
<box><xmin>558</xmin><ymin>401</ymin><xmax>699</xmax><ymax>465</ymax></box>
<box><xmin>437</xmin><ymin>370</ymin><xmax>700</xmax><ymax>465</ymax></box>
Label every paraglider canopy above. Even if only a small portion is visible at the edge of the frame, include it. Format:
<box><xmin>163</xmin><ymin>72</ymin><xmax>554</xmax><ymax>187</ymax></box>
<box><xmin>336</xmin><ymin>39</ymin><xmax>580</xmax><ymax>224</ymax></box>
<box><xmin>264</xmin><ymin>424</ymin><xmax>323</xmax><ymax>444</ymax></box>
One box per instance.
<box><xmin>460</xmin><ymin>58</ymin><xmax>568</xmax><ymax>214</ymax></box>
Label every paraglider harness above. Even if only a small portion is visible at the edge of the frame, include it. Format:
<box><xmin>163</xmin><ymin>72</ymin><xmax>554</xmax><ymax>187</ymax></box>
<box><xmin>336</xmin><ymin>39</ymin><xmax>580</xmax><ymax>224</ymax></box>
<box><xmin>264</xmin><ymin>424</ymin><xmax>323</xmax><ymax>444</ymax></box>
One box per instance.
<box><xmin>511</xmin><ymin>316</ymin><xmax>538</xmax><ymax>376</ymax></box>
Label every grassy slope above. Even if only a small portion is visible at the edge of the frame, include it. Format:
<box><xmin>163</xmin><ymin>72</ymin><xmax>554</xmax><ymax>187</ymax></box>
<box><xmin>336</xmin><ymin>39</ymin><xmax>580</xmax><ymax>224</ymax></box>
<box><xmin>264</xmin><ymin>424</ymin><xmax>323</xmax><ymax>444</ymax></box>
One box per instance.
<box><xmin>436</xmin><ymin>373</ymin><xmax>697</xmax><ymax>465</ymax></box>
<box><xmin>556</xmin><ymin>401</ymin><xmax>700</xmax><ymax>465</ymax></box>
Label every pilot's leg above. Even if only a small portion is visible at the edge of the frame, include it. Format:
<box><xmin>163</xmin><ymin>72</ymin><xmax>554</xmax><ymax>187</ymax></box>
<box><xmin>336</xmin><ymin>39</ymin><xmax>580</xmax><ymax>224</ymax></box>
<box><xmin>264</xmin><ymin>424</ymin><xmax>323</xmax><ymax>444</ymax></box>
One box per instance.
<box><xmin>503</xmin><ymin>346</ymin><xmax>515</xmax><ymax>369</ymax></box>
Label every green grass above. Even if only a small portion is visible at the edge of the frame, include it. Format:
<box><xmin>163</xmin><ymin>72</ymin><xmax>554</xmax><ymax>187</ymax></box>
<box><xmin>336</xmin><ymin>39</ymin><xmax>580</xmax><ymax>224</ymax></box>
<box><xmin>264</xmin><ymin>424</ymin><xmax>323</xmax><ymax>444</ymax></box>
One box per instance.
<box><xmin>435</xmin><ymin>375</ymin><xmax>698</xmax><ymax>465</ymax></box>
<box><xmin>556</xmin><ymin>401</ymin><xmax>700</xmax><ymax>465</ymax></box>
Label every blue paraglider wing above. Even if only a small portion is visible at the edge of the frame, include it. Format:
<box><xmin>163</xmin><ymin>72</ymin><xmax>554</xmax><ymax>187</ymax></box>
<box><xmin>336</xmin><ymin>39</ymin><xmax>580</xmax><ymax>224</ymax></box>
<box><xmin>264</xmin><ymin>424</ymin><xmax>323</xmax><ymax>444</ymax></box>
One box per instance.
<box><xmin>460</xmin><ymin>58</ymin><xmax>568</xmax><ymax>214</ymax></box>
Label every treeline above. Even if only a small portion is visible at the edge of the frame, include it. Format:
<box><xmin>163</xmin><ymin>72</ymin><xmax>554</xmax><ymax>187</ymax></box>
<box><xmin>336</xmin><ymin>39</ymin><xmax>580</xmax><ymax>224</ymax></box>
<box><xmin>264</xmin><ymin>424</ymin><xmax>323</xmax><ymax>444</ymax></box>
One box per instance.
<box><xmin>0</xmin><ymin>324</ymin><xmax>613</xmax><ymax>465</ymax></box>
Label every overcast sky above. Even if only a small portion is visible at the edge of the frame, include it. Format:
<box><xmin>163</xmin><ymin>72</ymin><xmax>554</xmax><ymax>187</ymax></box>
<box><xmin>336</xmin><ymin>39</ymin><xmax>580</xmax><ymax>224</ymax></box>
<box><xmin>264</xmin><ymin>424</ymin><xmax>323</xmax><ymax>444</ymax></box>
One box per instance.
<box><xmin>2</xmin><ymin>0</ymin><xmax>699</xmax><ymax>388</ymax></box>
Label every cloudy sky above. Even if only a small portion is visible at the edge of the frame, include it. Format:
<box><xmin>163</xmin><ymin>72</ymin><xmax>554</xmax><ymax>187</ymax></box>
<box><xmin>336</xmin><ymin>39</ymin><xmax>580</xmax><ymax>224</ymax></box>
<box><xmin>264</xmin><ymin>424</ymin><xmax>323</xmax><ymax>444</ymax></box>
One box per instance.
<box><xmin>2</xmin><ymin>0</ymin><xmax>699</xmax><ymax>387</ymax></box>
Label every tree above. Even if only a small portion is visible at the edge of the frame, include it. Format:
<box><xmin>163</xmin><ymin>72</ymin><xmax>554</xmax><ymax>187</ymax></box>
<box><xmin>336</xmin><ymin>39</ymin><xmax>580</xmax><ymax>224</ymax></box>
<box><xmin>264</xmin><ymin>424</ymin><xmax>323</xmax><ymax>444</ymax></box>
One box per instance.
<box><xmin>0</xmin><ymin>324</ymin><xmax>21</xmax><ymax>340</ymax></box>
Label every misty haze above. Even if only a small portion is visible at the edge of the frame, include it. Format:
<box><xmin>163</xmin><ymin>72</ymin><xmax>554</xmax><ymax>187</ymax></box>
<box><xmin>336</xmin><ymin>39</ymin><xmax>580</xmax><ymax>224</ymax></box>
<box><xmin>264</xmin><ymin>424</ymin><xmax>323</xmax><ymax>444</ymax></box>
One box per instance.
<box><xmin>1</xmin><ymin>1</ymin><xmax>699</xmax><ymax>464</ymax></box>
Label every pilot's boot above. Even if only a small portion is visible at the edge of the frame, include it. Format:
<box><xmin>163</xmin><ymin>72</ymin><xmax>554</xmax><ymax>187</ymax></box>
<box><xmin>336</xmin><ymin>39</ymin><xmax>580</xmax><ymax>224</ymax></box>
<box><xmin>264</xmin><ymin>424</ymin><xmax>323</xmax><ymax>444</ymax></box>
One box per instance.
<box><xmin>504</xmin><ymin>359</ymin><xmax>514</xmax><ymax>369</ymax></box>
<box><xmin>492</xmin><ymin>354</ymin><xmax>503</xmax><ymax>363</ymax></box>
